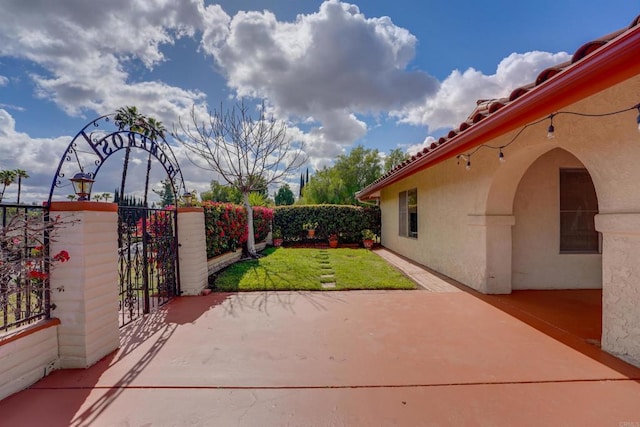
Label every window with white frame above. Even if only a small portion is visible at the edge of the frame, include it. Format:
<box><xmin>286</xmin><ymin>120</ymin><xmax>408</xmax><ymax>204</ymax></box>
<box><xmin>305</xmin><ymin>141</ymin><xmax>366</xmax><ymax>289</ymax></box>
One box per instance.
<box><xmin>399</xmin><ymin>188</ymin><xmax>418</xmax><ymax>238</ymax></box>
<box><xmin>559</xmin><ymin>168</ymin><xmax>599</xmax><ymax>253</ymax></box>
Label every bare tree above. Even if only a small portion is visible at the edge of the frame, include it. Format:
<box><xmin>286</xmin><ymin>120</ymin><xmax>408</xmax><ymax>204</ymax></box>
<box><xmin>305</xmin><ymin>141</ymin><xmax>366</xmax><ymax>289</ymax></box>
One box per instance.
<box><xmin>175</xmin><ymin>100</ymin><xmax>306</xmax><ymax>257</ymax></box>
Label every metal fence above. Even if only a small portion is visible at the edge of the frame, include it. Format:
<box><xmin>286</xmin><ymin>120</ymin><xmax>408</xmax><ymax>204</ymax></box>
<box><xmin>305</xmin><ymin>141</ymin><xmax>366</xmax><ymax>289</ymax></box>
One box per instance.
<box><xmin>0</xmin><ymin>204</ymin><xmax>50</xmax><ymax>333</ymax></box>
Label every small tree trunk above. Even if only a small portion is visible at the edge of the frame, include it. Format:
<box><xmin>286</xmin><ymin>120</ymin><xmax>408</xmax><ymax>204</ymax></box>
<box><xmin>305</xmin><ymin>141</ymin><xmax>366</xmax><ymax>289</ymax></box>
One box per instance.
<box><xmin>143</xmin><ymin>152</ymin><xmax>152</xmax><ymax>207</ymax></box>
<box><xmin>120</xmin><ymin>147</ymin><xmax>131</xmax><ymax>200</ymax></box>
<box><xmin>243</xmin><ymin>191</ymin><xmax>257</xmax><ymax>257</ymax></box>
<box><xmin>17</xmin><ymin>176</ymin><xmax>22</xmax><ymax>204</ymax></box>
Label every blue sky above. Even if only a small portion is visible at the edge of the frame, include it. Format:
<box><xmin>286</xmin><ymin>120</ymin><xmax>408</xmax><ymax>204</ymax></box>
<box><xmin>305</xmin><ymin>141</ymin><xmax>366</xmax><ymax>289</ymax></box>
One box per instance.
<box><xmin>0</xmin><ymin>0</ymin><xmax>637</xmax><ymax>203</ymax></box>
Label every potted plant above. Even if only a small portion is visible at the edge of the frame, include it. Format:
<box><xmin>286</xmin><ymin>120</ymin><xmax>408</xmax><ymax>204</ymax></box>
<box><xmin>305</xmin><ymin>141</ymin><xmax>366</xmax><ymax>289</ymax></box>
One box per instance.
<box><xmin>362</xmin><ymin>229</ymin><xmax>376</xmax><ymax>249</ymax></box>
<box><xmin>303</xmin><ymin>221</ymin><xmax>318</xmax><ymax>238</ymax></box>
<box><xmin>328</xmin><ymin>233</ymin><xmax>339</xmax><ymax>248</ymax></box>
<box><xmin>272</xmin><ymin>228</ymin><xmax>283</xmax><ymax>247</ymax></box>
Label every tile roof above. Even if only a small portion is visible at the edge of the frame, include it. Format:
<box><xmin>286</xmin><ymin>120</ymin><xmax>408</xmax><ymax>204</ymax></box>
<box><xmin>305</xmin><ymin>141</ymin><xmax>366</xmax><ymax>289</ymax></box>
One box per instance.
<box><xmin>357</xmin><ymin>14</ymin><xmax>640</xmax><ymax>200</ymax></box>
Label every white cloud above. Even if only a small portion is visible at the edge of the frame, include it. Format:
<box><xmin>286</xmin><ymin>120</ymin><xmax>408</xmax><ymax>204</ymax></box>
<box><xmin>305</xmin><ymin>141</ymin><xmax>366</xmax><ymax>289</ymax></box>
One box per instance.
<box><xmin>0</xmin><ymin>75</ymin><xmax>8</xmax><ymax>86</ymax></box>
<box><xmin>394</xmin><ymin>51</ymin><xmax>572</xmax><ymax>131</ymax></box>
<box><xmin>201</xmin><ymin>0</ymin><xmax>438</xmax><ymax>161</ymax></box>
<box><xmin>0</xmin><ymin>0</ymin><xmax>229</xmax><ymax>123</ymax></box>
<box><xmin>405</xmin><ymin>135</ymin><xmax>437</xmax><ymax>156</ymax></box>
<box><xmin>0</xmin><ymin>109</ymin><xmax>72</xmax><ymax>203</ymax></box>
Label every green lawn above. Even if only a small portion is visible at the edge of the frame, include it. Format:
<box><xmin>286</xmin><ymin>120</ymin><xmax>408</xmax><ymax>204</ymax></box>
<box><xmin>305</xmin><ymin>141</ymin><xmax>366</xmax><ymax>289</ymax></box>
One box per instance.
<box><xmin>212</xmin><ymin>247</ymin><xmax>416</xmax><ymax>291</ymax></box>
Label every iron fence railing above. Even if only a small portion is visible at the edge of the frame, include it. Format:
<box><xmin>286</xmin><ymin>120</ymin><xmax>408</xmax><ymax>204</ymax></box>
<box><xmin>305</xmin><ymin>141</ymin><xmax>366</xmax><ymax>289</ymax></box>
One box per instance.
<box><xmin>0</xmin><ymin>204</ymin><xmax>50</xmax><ymax>333</ymax></box>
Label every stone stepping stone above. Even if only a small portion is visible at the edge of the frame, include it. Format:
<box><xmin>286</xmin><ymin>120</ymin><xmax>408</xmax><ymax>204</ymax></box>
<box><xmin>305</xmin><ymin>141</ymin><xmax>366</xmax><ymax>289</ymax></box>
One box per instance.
<box><xmin>321</xmin><ymin>274</ymin><xmax>334</xmax><ymax>278</ymax></box>
<box><xmin>321</xmin><ymin>282</ymin><xmax>336</xmax><ymax>289</ymax></box>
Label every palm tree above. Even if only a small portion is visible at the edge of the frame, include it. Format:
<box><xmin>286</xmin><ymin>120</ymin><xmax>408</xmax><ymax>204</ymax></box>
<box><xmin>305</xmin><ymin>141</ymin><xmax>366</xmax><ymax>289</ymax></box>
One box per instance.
<box><xmin>67</xmin><ymin>194</ymin><xmax>77</xmax><ymax>201</ymax></box>
<box><xmin>143</xmin><ymin>117</ymin><xmax>166</xmax><ymax>206</ymax></box>
<box><xmin>92</xmin><ymin>194</ymin><xmax>102</xmax><ymax>202</ymax></box>
<box><xmin>14</xmin><ymin>169</ymin><xmax>29</xmax><ymax>204</ymax></box>
<box><xmin>0</xmin><ymin>169</ymin><xmax>16</xmax><ymax>203</ymax></box>
<box><xmin>102</xmin><ymin>193</ymin><xmax>112</xmax><ymax>203</ymax></box>
<box><xmin>114</xmin><ymin>106</ymin><xmax>144</xmax><ymax>201</ymax></box>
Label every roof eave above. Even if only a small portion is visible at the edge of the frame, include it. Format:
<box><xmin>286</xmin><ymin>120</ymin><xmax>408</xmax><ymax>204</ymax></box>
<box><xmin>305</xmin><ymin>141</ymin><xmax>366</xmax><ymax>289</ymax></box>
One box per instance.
<box><xmin>357</xmin><ymin>25</ymin><xmax>640</xmax><ymax>201</ymax></box>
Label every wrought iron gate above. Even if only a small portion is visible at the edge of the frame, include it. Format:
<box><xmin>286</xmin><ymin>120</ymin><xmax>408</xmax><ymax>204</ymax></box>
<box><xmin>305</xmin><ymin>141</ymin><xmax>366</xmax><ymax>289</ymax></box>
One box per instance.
<box><xmin>118</xmin><ymin>206</ymin><xmax>179</xmax><ymax>327</ymax></box>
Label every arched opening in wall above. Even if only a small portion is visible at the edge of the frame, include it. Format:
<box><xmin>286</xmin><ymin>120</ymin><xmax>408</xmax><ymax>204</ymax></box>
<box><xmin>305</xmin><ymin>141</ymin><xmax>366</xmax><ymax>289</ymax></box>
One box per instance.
<box><xmin>512</xmin><ymin>148</ymin><xmax>601</xmax><ymax>290</ymax></box>
<box><xmin>509</xmin><ymin>147</ymin><xmax>602</xmax><ymax>344</ymax></box>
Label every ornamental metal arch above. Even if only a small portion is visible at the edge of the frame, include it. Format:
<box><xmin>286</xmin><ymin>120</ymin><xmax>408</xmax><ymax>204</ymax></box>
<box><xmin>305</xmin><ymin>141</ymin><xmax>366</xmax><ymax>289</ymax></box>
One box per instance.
<box><xmin>47</xmin><ymin>113</ymin><xmax>186</xmax><ymax>205</ymax></box>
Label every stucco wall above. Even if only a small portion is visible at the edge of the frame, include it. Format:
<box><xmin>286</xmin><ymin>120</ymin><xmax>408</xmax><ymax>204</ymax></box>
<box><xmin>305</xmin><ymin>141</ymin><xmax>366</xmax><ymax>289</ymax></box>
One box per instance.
<box><xmin>0</xmin><ymin>321</ymin><xmax>59</xmax><ymax>401</ymax></box>
<box><xmin>511</xmin><ymin>149</ymin><xmax>602</xmax><ymax>289</ymax></box>
<box><xmin>379</xmin><ymin>74</ymin><xmax>640</xmax><ymax>294</ymax></box>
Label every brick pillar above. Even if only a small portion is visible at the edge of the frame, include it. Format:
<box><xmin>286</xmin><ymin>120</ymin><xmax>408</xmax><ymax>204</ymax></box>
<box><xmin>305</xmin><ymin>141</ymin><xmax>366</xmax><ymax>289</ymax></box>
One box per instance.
<box><xmin>177</xmin><ymin>207</ymin><xmax>208</xmax><ymax>295</ymax></box>
<box><xmin>48</xmin><ymin>202</ymin><xmax>120</xmax><ymax>368</ymax></box>
<box><xmin>595</xmin><ymin>213</ymin><xmax>640</xmax><ymax>367</ymax></box>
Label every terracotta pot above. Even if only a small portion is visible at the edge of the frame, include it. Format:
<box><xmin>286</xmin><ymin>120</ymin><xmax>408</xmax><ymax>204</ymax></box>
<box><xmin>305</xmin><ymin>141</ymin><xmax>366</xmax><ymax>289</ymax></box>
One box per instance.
<box><xmin>329</xmin><ymin>239</ymin><xmax>339</xmax><ymax>248</ymax></box>
<box><xmin>307</xmin><ymin>229</ymin><xmax>316</xmax><ymax>238</ymax></box>
<box><xmin>363</xmin><ymin>239</ymin><xmax>374</xmax><ymax>249</ymax></box>
<box><xmin>273</xmin><ymin>238</ymin><xmax>283</xmax><ymax>247</ymax></box>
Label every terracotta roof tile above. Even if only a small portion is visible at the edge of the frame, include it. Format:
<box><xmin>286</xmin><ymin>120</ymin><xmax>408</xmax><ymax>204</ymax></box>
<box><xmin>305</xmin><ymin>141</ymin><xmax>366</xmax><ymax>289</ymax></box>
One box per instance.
<box><xmin>360</xmin><ymin>14</ymin><xmax>640</xmax><ymax>200</ymax></box>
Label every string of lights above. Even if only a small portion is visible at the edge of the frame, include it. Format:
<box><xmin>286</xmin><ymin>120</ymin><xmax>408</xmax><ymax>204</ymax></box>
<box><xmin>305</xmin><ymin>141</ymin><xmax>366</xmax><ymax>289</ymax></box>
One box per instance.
<box><xmin>456</xmin><ymin>102</ymin><xmax>640</xmax><ymax>170</ymax></box>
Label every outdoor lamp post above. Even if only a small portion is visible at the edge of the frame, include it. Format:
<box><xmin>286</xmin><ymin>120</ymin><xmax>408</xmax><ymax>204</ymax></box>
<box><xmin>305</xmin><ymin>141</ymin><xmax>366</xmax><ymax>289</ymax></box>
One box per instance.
<box><xmin>182</xmin><ymin>191</ymin><xmax>194</xmax><ymax>207</ymax></box>
<box><xmin>70</xmin><ymin>172</ymin><xmax>94</xmax><ymax>201</ymax></box>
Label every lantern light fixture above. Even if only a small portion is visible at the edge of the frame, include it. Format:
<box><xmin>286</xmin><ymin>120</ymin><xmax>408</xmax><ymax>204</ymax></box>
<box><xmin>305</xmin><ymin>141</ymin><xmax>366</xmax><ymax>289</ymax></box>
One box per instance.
<box><xmin>70</xmin><ymin>172</ymin><xmax>94</xmax><ymax>201</ymax></box>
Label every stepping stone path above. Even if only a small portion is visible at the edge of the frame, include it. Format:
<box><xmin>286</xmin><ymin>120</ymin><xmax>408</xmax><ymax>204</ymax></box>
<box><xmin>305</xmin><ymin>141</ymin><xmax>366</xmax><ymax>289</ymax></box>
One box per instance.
<box><xmin>316</xmin><ymin>250</ymin><xmax>336</xmax><ymax>289</ymax></box>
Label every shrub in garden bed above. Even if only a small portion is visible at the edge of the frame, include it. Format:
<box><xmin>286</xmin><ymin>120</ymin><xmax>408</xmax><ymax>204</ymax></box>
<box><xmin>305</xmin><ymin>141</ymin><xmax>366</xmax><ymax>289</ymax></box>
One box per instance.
<box><xmin>273</xmin><ymin>205</ymin><xmax>380</xmax><ymax>244</ymax></box>
<box><xmin>252</xmin><ymin>206</ymin><xmax>274</xmax><ymax>243</ymax></box>
<box><xmin>202</xmin><ymin>201</ymin><xmax>248</xmax><ymax>258</ymax></box>
<box><xmin>203</xmin><ymin>201</ymin><xmax>274</xmax><ymax>259</ymax></box>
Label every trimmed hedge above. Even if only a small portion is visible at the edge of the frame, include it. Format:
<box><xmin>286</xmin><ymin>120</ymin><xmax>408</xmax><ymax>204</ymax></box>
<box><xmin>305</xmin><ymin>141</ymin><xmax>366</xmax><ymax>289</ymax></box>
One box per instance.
<box><xmin>203</xmin><ymin>201</ymin><xmax>275</xmax><ymax>258</ymax></box>
<box><xmin>273</xmin><ymin>205</ymin><xmax>381</xmax><ymax>243</ymax></box>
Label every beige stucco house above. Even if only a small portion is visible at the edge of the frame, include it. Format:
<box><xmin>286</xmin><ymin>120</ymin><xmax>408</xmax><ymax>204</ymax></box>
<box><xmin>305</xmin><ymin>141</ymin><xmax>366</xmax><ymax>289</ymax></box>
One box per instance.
<box><xmin>357</xmin><ymin>16</ymin><xmax>640</xmax><ymax>366</ymax></box>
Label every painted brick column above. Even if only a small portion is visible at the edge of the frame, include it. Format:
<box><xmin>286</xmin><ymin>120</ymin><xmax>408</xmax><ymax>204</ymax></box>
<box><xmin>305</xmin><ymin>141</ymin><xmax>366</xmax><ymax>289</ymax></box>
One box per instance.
<box><xmin>177</xmin><ymin>207</ymin><xmax>208</xmax><ymax>295</ymax></box>
<box><xmin>468</xmin><ymin>215</ymin><xmax>516</xmax><ymax>294</ymax></box>
<box><xmin>595</xmin><ymin>213</ymin><xmax>640</xmax><ymax>367</ymax></box>
<box><xmin>48</xmin><ymin>202</ymin><xmax>120</xmax><ymax>368</ymax></box>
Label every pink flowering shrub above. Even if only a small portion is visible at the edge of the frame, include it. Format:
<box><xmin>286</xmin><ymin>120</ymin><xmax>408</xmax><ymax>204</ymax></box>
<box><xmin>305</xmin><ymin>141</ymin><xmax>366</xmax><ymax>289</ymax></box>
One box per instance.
<box><xmin>202</xmin><ymin>201</ymin><xmax>248</xmax><ymax>258</ymax></box>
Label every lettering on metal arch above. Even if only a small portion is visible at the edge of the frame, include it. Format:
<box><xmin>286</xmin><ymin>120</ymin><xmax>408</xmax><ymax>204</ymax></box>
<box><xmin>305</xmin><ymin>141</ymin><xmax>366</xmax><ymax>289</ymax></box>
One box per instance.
<box><xmin>84</xmin><ymin>130</ymin><xmax>179</xmax><ymax>181</ymax></box>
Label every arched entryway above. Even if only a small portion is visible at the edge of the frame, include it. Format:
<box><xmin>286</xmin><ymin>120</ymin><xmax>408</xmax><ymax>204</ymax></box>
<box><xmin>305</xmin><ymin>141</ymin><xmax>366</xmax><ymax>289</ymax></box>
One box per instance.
<box><xmin>511</xmin><ymin>148</ymin><xmax>602</xmax><ymax>290</ymax></box>
<box><xmin>47</xmin><ymin>112</ymin><xmax>188</xmax><ymax>327</ymax></box>
<box><xmin>483</xmin><ymin>146</ymin><xmax>603</xmax><ymax>345</ymax></box>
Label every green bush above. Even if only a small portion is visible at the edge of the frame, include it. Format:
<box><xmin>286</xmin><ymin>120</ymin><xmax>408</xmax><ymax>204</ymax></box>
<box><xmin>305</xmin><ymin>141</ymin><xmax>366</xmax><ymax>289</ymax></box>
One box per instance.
<box><xmin>273</xmin><ymin>205</ymin><xmax>380</xmax><ymax>243</ymax></box>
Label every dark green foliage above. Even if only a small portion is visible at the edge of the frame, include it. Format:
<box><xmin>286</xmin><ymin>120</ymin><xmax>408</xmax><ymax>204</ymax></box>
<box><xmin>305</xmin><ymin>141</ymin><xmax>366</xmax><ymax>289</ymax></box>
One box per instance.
<box><xmin>274</xmin><ymin>183</ymin><xmax>295</xmax><ymax>206</ymax></box>
<box><xmin>152</xmin><ymin>179</ymin><xmax>176</xmax><ymax>207</ymax></box>
<box><xmin>113</xmin><ymin>189</ymin><xmax>146</xmax><ymax>207</ymax></box>
<box><xmin>201</xmin><ymin>180</ymin><xmax>241</xmax><ymax>203</ymax></box>
<box><xmin>302</xmin><ymin>145</ymin><xmax>381</xmax><ymax>205</ymax></box>
<box><xmin>273</xmin><ymin>205</ymin><xmax>380</xmax><ymax>243</ymax></box>
<box><xmin>384</xmin><ymin>148</ymin><xmax>410</xmax><ymax>172</ymax></box>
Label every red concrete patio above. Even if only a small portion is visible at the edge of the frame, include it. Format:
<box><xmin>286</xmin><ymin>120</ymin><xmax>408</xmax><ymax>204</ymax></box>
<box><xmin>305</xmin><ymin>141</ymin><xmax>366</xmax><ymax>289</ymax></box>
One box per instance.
<box><xmin>1</xmin><ymin>250</ymin><xmax>640</xmax><ymax>426</ymax></box>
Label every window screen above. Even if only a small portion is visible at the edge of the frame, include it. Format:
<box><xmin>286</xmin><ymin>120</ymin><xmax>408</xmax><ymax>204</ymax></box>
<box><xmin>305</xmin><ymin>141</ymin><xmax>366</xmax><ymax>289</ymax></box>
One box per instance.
<box><xmin>559</xmin><ymin>169</ymin><xmax>599</xmax><ymax>253</ymax></box>
<box><xmin>399</xmin><ymin>189</ymin><xmax>417</xmax><ymax>238</ymax></box>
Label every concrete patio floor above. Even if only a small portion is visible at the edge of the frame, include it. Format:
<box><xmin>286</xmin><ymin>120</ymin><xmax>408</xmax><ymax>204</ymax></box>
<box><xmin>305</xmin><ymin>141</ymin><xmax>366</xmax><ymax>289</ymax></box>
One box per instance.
<box><xmin>2</xmin><ymin>249</ymin><xmax>640</xmax><ymax>426</ymax></box>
